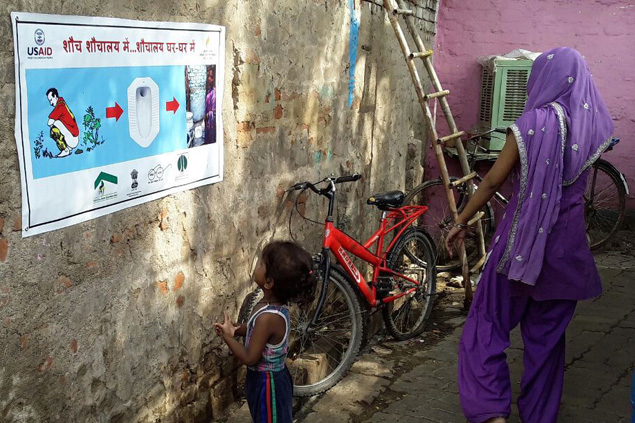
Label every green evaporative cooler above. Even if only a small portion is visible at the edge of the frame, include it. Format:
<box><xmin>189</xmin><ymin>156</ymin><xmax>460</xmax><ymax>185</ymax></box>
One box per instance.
<box><xmin>478</xmin><ymin>59</ymin><xmax>533</xmax><ymax>151</ymax></box>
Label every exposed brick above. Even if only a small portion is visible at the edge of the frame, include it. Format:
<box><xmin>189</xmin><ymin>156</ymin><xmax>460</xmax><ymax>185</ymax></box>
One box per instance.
<box><xmin>0</xmin><ymin>238</ymin><xmax>8</xmax><ymax>262</ymax></box>
<box><xmin>244</xmin><ymin>48</ymin><xmax>260</xmax><ymax>64</ymax></box>
<box><xmin>236</xmin><ymin>121</ymin><xmax>255</xmax><ymax>132</ymax></box>
<box><xmin>297</xmin><ymin>192</ymin><xmax>308</xmax><ymax>216</ymax></box>
<box><xmin>13</xmin><ymin>216</ymin><xmax>20</xmax><ymax>232</ymax></box>
<box><xmin>86</xmin><ymin>261</ymin><xmax>98</xmax><ymax>269</ymax></box>
<box><xmin>156</xmin><ymin>280</ymin><xmax>169</xmax><ymax>296</ymax></box>
<box><xmin>275</xmin><ymin>88</ymin><xmax>281</xmax><ymax>101</ymax></box>
<box><xmin>176</xmin><ymin>295</ymin><xmax>185</xmax><ymax>308</ymax></box>
<box><xmin>159</xmin><ymin>208</ymin><xmax>169</xmax><ymax>231</ymax></box>
<box><xmin>282</xmin><ymin>92</ymin><xmax>299</xmax><ymax>101</ymax></box>
<box><xmin>174</xmin><ymin>271</ymin><xmax>185</xmax><ymax>291</ymax></box>
<box><xmin>70</xmin><ymin>339</ymin><xmax>78</xmax><ymax>354</ymax></box>
<box><xmin>256</xmin><ymin>126</ymin><xmax>275</xmax><ymax>134</ymax></box>
<box><xmin>274</xmin><ymin>104</ymin><xmax>284</xmax><ymax>119</ymax></box>
<box><xmin>20</xmin><ymin>335</ymin><xmax>28</xmax><ymax>351</ymax></box>
<box><xmin>58</xmin><ymin>275</ymin><xmax>72</xmax><ymax>291</ymax></box>
<box><xmin>111</xmin><ymin>233</ymin><xmax>123</xmax><ymax>243</ymax></box>
<box><xmin>38</xmin><ymin>355</ymin><xmax>53</xmax><ymax>372</ymax></box>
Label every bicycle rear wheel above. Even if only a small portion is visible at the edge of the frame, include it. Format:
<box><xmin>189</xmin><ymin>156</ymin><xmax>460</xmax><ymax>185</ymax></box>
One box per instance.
<box><xmin>287</xmin><ymin>268</ymin><xmax>364</xmax><ymax>397</ymax></box>
<box><xmin>382</xmin><ymin>228</ymin><xmax>437</xmax><ymax>341</ymax></box>
<box><xmin>403</xmin><ymin>178</ymin><xmax>493</xmax><ymax>272</ymax></box>
<box><xmin>585</xmin><ymin>159</ymin><xmax>626</xmax><ymax>249</ymax></box>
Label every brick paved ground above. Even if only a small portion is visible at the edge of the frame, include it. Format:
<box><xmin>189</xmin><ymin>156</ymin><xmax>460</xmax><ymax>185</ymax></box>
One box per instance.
<box><xmin>224</xmin><ymin>249</ymin><xmax>635</xmax><ymax>423</ymax></box>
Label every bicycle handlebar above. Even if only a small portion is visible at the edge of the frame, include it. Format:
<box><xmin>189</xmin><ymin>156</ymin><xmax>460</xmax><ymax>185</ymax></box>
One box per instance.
<box><xmin>467</xmin><ymin>127</ymin><xmax>507</xmax><ymax>142</ymax></box>
<box><xmin>334</xmin><ymin>174</ymin><xmax>362</xmax><ymax>184</ymax></box>
<box><xmin>289</xmin><ymin>174</ymin><xmax>362</xmax><ymax>193</ymax></box>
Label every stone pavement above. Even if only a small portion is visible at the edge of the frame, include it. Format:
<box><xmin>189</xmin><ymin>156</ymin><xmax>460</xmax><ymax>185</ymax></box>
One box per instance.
<box><xmin>223</xmin><ymin>249</ymin><xmax>635</xmax><ymax>423</ymax></box>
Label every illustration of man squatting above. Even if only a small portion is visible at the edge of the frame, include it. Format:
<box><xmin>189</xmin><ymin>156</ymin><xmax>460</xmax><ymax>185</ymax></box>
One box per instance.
<box><xmin>46</xmin><ymin>88</ymin><xmax>79</xmax><ymax>157</ymax></box>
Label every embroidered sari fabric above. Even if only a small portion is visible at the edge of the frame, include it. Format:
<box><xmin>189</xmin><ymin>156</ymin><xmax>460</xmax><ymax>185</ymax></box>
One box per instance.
<box><xmin>497</xmin><ymin>47</ymin><xmax>614</xmax><ymax>286</ymax></box>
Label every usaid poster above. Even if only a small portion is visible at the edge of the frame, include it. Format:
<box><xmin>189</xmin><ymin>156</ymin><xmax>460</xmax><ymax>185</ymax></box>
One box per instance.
<box><xmin>11</xmin><ymin>12</ymin><xmax>225</xmax><ymax>237</ymax></box>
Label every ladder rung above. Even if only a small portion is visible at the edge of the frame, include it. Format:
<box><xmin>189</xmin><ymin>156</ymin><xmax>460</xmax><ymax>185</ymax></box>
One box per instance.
<box><xmin>425</xmin><ymin>90</ymin><xmax>450</xmax><ymax>101</ymax></box>
<box><xmin>467</xmin><ymin>211</ymin><xmax>485</xmax><ymax>226</ymax></box>
<box><xmin>393</xmin><ymin>8</ymin><xmax>415</xmax><ymax>16</ymax></box>
<box><xmin>409</xmin><ymin>50</ymin><xmax>433</xmax><ymax>59</ymax></box>
<box><xmin>437</xmin><ymin>131</ymin><xmax>465</xmax><ymax>144</ymax></box>
<box><xmin>451</xmin><ymin>172</ymin><xmax>477</xmax><ymax>188</ymax></box>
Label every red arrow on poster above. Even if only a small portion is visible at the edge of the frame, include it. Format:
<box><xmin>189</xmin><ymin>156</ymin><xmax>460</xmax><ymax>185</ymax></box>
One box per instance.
<box><xmin>106</xmin><ymin>103</ymin><xmax>123</xmax><ymax>121</ymax></box>
<box><xmin>166</xmin><ymin>97</ymin><xmax>179</xmax><ymax>114</ymax></box>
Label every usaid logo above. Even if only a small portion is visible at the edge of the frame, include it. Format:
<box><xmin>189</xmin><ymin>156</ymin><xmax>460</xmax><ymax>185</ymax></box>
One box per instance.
<box><xmin>28</xmin><ymin>29</ymin><xmax>53</xmax><ymax>57</ymax></box>
<box><xmin>34</xmin><ymin>29</ymin><xmax>45</xmax><ymax>45</ymax></box>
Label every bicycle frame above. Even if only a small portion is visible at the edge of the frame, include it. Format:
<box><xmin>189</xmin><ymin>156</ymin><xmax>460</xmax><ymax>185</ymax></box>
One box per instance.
<box><xmin>319</xmin><ymin>205</ymin><xmax>428</xmax><ymax>312</ymax></box>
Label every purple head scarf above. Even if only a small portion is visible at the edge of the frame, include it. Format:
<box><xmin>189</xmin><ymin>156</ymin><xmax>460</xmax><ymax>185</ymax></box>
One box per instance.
<box><xmin>496</xmin><ymin>47</ymin><xmax>614</xmax><ymax>286</ymax></box>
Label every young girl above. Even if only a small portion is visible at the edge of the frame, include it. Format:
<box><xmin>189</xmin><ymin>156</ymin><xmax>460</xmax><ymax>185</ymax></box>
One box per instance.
<box><xmin>214</xmin><ymin>241</ymin><xmax>316</xmax><ymax>423</ymax></box>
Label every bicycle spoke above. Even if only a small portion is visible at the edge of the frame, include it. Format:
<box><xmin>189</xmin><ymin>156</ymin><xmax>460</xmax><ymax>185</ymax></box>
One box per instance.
<box><xmin>318</xmin><ymin>313</ymin><xmax>359</xmax><ymax>327</ymax></box>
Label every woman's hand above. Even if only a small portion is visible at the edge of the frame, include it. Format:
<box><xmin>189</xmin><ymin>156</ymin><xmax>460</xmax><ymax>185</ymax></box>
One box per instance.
<box><xmin>445</xmin><ymin>225</ymin><xmax>468</xmax><ymax>258</ymax></box>
<box><xmin>214</xmin><ymin>311</ymin><xmax>237</xmax><ymax>338</ymax></box>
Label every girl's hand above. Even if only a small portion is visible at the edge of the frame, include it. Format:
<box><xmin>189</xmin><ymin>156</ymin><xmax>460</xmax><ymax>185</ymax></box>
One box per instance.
<box><xmin>214</xmin><ymin>311</ymin><xmax>237</xmax><ymax>337</ymax></box>
<box><xmin>445</xmin><ymin>225</ymin><xmax>468</xmax><ymax>258</ymax></box>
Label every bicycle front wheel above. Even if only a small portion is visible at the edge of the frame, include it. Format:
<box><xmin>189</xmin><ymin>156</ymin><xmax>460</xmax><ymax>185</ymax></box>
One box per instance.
<box><xmin>404</xmin><ymin>178</ymin><xmax>493</xmax><ymax>272</ymax></box>
<box><xmin>585</xmin><ymin>159</ymin><xmax>626</xmax><ymax>250</ymax></box>
<box><xmin>287</xmin><ymin>268</ymin><xmax>364</xmax><ymax>397</ymax></box>
<box><xmin>382</xmin><ymin>228</ymin><xmax>437</xmax><ymax>341</ymax></box>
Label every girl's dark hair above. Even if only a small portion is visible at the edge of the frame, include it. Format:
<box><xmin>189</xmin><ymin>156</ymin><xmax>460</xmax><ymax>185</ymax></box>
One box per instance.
<box><xmin>261</xmin><ymin>241</ymin><xmax>316</xmax><ymax>304</ymax></box>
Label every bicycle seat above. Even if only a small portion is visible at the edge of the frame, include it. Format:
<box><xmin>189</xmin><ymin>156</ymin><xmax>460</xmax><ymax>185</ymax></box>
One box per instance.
<box><xmin>367</xmin><ymin>191</ymin><xmax>405</xmax><ymax>210</ymax></box>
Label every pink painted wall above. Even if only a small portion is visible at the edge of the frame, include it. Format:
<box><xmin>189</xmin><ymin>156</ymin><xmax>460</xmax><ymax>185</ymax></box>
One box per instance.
<box><xmin>432</xmin><ymin>0</ymin><xmax>635</xmax><ymax>206</ymax></box>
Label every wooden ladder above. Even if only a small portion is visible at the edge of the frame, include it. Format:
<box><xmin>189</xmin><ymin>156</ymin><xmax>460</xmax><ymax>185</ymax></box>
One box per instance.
<box><xmin>383</xmin><ymin>0</ymin><xmax>486</xmax><ymax>306</ymax></box>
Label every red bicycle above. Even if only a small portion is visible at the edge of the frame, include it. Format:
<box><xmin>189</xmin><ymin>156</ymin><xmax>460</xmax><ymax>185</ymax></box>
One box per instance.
<box><xmin>280</xmin><ymin>174</ymin><xmax>437</xmax><ymax>396</ymax></box>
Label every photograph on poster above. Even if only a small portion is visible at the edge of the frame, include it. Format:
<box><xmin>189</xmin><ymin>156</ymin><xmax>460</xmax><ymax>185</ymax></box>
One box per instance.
<box><xmin>185</xmin><ymin>64</ymin><xmax>216</xmax><ymax>148</ymax></box>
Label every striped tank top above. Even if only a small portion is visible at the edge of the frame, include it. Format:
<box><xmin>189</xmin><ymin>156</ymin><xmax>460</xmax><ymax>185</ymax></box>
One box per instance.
<box><xmin>245</xmin><ymin>304</ymin><xmax>290</xmax><ymax>372</ymax></box>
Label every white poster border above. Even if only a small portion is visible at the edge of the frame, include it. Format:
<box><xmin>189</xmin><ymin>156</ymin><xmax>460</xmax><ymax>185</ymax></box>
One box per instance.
<box><xmin>12</xmin><ymin>12</ymin><xmax>226</xmax><ymax>237</ymax></box>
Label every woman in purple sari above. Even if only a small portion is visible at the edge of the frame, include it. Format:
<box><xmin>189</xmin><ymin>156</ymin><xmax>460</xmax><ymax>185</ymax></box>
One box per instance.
<box><xmin>205</xmin><ymin>67</ymin><xmax>217</xmax><ymax>145</ymax></box>
<box><xmin>446</xmin><ymin>47</ymin><xmax>614</xmax><ymax>423</ymax></box>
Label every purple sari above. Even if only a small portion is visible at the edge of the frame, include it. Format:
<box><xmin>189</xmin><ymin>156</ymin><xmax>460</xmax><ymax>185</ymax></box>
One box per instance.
<box><xmin>458</xmin><ymin>48</ymin><xmax>614</xmax><ymax>423</ymax></box>
<box><xmin>497</xmin><ymin>47</ymin><xmax>614</xmax><ymax>286</ymax></box>
<box><xmin>205</xmin><ymin>88</ymin><xmax>216</xmax><ymax>144</ymax></box>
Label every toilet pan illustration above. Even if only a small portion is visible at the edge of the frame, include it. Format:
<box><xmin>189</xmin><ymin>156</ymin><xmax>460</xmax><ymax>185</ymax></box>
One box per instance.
<box><xmin>127</xmin><ymin>77</ymin><xmax>160</xmax><ymax>147</ymax></box>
